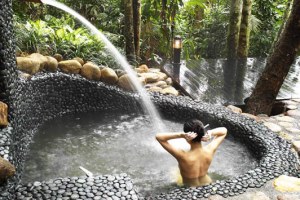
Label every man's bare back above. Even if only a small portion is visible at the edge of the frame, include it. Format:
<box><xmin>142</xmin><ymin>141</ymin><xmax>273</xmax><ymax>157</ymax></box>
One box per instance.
<box><xmin>156</xmin><ymin>120</ymin><xmax>227</xmax><ymax>187</ymax></box>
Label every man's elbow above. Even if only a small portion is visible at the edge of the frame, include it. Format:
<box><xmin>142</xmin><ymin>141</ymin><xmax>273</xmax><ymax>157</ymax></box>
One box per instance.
<box><xmin>155</xmin><ymin>133</ymin><xmax>162</xmax><ymax>141</ymax></box>
<box><xmin>221</xmin><ymin>127</ymin><xmax>228</xmax><ymax>136</ymax></box>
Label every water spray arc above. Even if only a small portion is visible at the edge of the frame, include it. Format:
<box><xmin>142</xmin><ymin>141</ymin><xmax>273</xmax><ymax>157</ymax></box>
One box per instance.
<box><xmin>40</xmin><ymin>0</ymin><xmax>166</xmax><ymax>132</ymax></box>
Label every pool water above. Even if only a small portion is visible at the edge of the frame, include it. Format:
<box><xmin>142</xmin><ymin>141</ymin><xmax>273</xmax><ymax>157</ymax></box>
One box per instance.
<box><xmin>22</xmin><ymin>111</ymin><xmax>257</xmax><ymax>195</ymax></box>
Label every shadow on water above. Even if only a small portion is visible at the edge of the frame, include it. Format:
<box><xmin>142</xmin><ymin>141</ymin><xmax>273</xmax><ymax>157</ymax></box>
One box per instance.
<box><xmin>163</xmin><ymin>57</ymin><xmax>300</xmax><ymax>105</ymax></box>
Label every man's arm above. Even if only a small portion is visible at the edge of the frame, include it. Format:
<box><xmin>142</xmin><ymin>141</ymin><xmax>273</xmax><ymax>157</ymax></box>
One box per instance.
<box><xmin>206</xmin><ymin>127</ymin><xmax>227</xmax><ymax>154</ymax></box>
<box><xmin>156</xmin><ymin>132</ymin><xmax>186</xmax><ymax>159</ymax></box>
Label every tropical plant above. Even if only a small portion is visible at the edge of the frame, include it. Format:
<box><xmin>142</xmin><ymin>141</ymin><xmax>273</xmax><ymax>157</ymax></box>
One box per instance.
<box><xmin>14</xmin><ymin>15</ymin><xmax>124</xmax><ymax>68</ymax></box>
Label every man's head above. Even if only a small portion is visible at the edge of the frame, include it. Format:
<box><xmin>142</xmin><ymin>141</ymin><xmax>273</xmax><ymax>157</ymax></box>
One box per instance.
<box><xmin>183</xmin><ymin>119</ymin><xmax>206</xmax><ymax>143</ymax></box>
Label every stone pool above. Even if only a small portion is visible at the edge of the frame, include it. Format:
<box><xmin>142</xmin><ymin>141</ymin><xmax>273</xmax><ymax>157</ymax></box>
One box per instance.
<box><xmin>22</xmin><ymin>111</ymin><xmax>257</xmax><ymax>196</ymax></box>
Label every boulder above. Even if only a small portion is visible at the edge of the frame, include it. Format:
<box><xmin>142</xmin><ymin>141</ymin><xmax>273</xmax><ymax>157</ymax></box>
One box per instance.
<box><xmin>16</xmin><ymin>57</ymin><xmax>40</xmax><ymax>74</ymax></box>
<box><xmin>273</xmin><ymin>175</ymin><xmax>300</xmax><ymax>192</ymax></box>
<box><xmin>135</xmin><ymin>64</ymin><xmax>149</xmax><ymax>73</ymax></box>
<box><xmin>58</xmin><ymin>60</ymin><xmax>82</xmax><ymax>74</ymax></box>
<box><xmin>286</xmin><ymin>110</ymin><xmax>300</xmax><ymax>117</ymax></box>
<box><xmin>28</xmin><ymin>53</ymin><xmax>48</xmax><ymax>70</ymax></box>
<box><xmin>18</xmin><ymin>72</ymin><xmax>31</xmax><ymax>80</ymax></box>
<box><xmin>250</xmin><ymin>192</ymin><xmax>270</xmax><ymax>200</ymax></box>
<box><xmin>0</xmin><ymin>157</ymin><xmax>15</xmax><ymax>183</ymax></box>
<box><xmin>148</xmin><ymin>68</ymin><xmax>160</xmax><ymax>73</ymax></box>
<box><xmin>101</xmin><ymin>67</ymin><xmax>118</xmax><ymax>84</ymax></box>
<box><xmin>118</xmin><ymin>74</ymin><xmax>134</xmax><ymax>91</ymax></box>
<box><xmin>156</xmin><ymin>71</ymin><xmax>168</xmax><ymax>81</ymax></box>
<box><xmin>80</xmin><ymin>62</ymin><xmax>101</xmax><ymax>81</ymax></box>
<box><xmin>148</xmin><ymin>86</ymin><xmax>163</xmax><ymax>93</ymax></box>
<box><xmin>226</xmin><ymin>105</ymin><xmax>242</xmax><ymax>113</ymax></box>
<box><xmin>166</xmin><ymin>77</ymin><xmax>173</xmax><ymax>85</ymax></box>
<box><xmin>0</xmin><ymin>102</ymin><xmax>8</xmax><ymax>127</ymax></box>
<box><xmin>115</xmin><ymin>69</ymin><xmax>126</xmax><ymax>78</ymax></box>
<box><xmin>139</xmin><ymin>72</ymin><xmax>159</xmax><ymax>83</ymax></box>
<box><xmin>292</xmin><ymin>141</ymin><xmax>300</xmax><ymax>153</ymax></box>
<box><xmin>263</xmin><ymin>122</ymin><xmax>282</xmax><ymax>133</ymax></box>
<box><xmin>44</xmin><ymin>56</ymin><xmax>58</xmax><ymax>72</ymax></box>
<box><xmin>277</xmin><ymin>194</ymin><xmax>300</xmax><ymax>200</ymax></box>
<box><xmin>53</xmin><ymin>54</ymin><xmax>63</xmax><ymax>62</ymax></box>
<box><xmin>161</xmin><ymin>87</ymin><xmax>179</xmax><ymax>96</ymax></box>
<box><xmin>118</xmin><ymin>74</ymin><xmax>145</xmax><ymax>91</ymax></box>
<box><xmin>73</xmin><ymin>57</ymin><xmax>84</xmax><ymax>66</ymax></box>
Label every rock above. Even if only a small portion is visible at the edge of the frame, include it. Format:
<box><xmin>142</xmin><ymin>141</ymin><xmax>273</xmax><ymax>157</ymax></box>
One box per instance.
<box><xmin>80</xmin><ymin>62</ymin><xmax>101</xmax><ymax>81</ymax></box>
<box><xmin>73</xmin><ymin>57</ymin><xmax>84</xmax><ymax>66</ymax></box>
<box><xmin>156</xmin><ymin>72</ymin><xmax>168</xmax><ymax>81</ymax></box>
<box><xmin>0</xmin><ymin>102</ymin><xmax>8</xmax><ymax>127</ymax></box>
<box><xmin>166</xmin><ymin>77</ymin><xmax>173</xmax><ymax>85</ymax></box>
<box><xmin>28</xmin><ymin>53</ymin><xmax>48</xmax><ymax>70</ymax></box>
<box><xmin>285</xmin><ymin>128</ymin><xmax>300</xmax><ymax>134</ymax></box>
<box><xmin>273</xmin><ymin>175</ymin><xmax>300</xmax><ymax>192</ymax></box>
<box><xmin>44</xmin><ymin>56</ymin><xmax>58</xmax><ymax>72</ymax></box>
<box><xmin>58</xmin><ymin>60</ymin><xmax>82</xmax><ymax>74</ymax></box>
<box><xmin>16</xmin><ymin>57</ymin><xmax>40</xmax><ymax>74</ymax></box>
<box><xmin>101</xmin><ymin>67</ymin><xmax>118</xmax><ymax>84</ymax></box>
<box><xmin>118</xmin><ymin>75</ymin><xmax>146</xmax><ymax>91</ymax></box>
<box><xmin>53</xmin><ymin>53</ymin><xmax>63</xmax><ymax>62</ymax></box>
<box><xmin>276</xmin><ymin>116</ymin><xmax>295</xmax><ymax>122</ymax></box>
<box><xmin>148</xmin><ymin>86</ymin><xmax>163</xmax><ymax>93</ymax></box>
<box><xmin>277</xmin><ymin>194</ymin><xmax>300</xmax><ymax>200</ymax></box>
<box><xmin>241</xmin><ymin>113</ymin><xmax>258</xmax><ymax>121</ymax></box>
<box><xmin>226</xmin><ymin>105</ymin><xmax>242</xmax><ymax>114</ymax></box>
<box><xmin>278</xmin><ymin>132</ymin><xmax>294</xmax><ymax>140</ymax></box>
<box><xmin>263</xmin><ymin>122</ymin><xmax>282</xmax><ymax>133</ymax></box>
<box><xmin>135</xmin><ymin>64</ymin><xmax>149</xmax><ymax>73</ymax></box>
<box><xmin>115</xmin><ymin>69</ymin><xmax>126</xmax><ymax>78</ymax></box>
<box><xmin>0</xmin><ymin>157</ymin><xmax>15</xmax><ymax>183</ymax></box>
<box><xmin>250</xmin><ymin>192</ymin><xmax>270</xmax><ymax>200</ymax></box>
<box><xmin>148</xmin><ymin>68</ymin><xmax>160</xmax><ymax>73</ymax></box>
<box><xmin>292</xmin><ymin>99</ymin><xmax>300</xmax><ymax>103</ymax></box>
<box><xmin>278</xmin><ymin>122</ymin><xmax>293</xmax><ymax>128</ymax></box>
<box><xmin>161</xmin><ymin>87</ymin><xmax>179</xmax><ymax>96</ymax></box>
<box><xmin>139</xmin><ymin>72</ymin><xmax>159</xmax><ymax>83</ymax></box>
<box><xmin>292</xmin><ymin>141</ymin><xmax>300</xmax><ymax>153</ymax></box>
<box><xmin>118</xmin><ymin>74</ymin><xmax>133</xmax><ymax>91</ymax></box>
<box><xmin>286</xmin><ymin>105</ymin><xmax>297</xmax><ymax>110</ymax></box>
<box><xmin>286</xmin><ymin>110</ymin><xmax>300</xmax><ymax>117</ymax></box>
<box><xmin>18</xmin><ymin>72</ymin><xmax>31</xmax><ymax>80</ymax></box>
<box><xmin>145</xmin><ymin>81</ymin><xmax>167</xmax><ymax>89</ymax></box>
<box><xmin>208</xmin><ymin>195</ymin><xmax>225</xmax><ymax>200</ymax></box>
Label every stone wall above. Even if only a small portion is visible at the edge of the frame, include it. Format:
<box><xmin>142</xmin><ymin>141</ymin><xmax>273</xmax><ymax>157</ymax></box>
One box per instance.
<box><xmin>0</xmin><ymin>0</ymin><xmax>18</xmax><ymax>106</ymax></box>
<box><xmin>0</xmin><ymin>72</ymin><xmax>298</xmax><ymax>199</ymax></box>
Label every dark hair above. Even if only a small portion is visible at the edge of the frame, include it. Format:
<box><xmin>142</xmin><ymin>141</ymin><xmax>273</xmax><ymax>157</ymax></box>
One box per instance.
<box><xmin>183</xmin><ymin>119</ymin><xmax>205</xmax><ymax>143</ymax></box>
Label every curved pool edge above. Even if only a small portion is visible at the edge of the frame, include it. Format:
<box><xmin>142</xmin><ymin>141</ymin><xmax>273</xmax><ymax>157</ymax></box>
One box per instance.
<box><xmin>0</xmin><ymin>72</ymin><xmax>298</xmax><ymax>199</ymax></box>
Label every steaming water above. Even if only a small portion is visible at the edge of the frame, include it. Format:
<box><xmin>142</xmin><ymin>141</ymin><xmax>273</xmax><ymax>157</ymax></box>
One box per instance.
<box><xmin>41</xmin><ymin>0</ymin><xmax>165</xmax><ymax>132</ymax></box>
<box><xmin>22</xmin><ymin>111</ymin><xmax>257</xmax><ymax>196</ymax></box>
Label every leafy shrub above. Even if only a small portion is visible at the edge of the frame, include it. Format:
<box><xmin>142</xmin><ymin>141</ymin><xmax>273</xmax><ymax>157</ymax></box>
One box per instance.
<box><xmin>14</xmin><ymin>15</ymin><xmax>125</xmax><ymax>68</ymax></box>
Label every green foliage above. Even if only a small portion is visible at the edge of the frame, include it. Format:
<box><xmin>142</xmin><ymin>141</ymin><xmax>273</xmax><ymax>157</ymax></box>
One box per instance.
<box><xmin>14</xmin><ymin>15</ymin><xmax>123</xmax><ymax>67</ymax></box>
<box><xmin>13</xmin><ymin>0</ymin><xmax>291</xmax><ymax>63</ymax></box>
<box><xmin>178</xmin><ymin>3</ymin><xmax>229</xmax><ymax>59</ymax></box>
<box><xmin>249</xmin><ymin>0</ymin><xmax>289</xmax><ymax>56</ymax></box>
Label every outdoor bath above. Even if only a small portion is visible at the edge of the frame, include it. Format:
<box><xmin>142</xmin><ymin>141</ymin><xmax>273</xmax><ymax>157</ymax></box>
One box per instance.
<box><xmin>0</xmin><ymin>0</ymin><xmax>300</xmax><ymax>199</ymax></box>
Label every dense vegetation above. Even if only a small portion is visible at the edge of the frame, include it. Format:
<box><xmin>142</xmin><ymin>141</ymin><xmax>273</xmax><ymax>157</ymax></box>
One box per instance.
<box><xmin>13</xmin><ymin>0</ymin><xmax>290</xmax><ymax>65</ymax></box>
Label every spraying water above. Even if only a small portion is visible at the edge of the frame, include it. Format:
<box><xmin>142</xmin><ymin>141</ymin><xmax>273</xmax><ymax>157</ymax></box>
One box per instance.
<box><xmin>41</xmin><ymin>0</ymin><xmax>166</xmax><ymax>132</ymax></box>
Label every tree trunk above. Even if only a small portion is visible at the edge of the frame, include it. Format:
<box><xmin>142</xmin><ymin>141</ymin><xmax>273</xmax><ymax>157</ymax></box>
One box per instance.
<box><xmin>132</xmin><ymin>0</ymin><xmax>141</xmax><ymax>62</ymax></box>
<box><xmin>237</xmin><ymin>0</ymin><xmax>252</xmax><ymax>58</ymax></box>
<box><xmin>245</xmin><ymin>0</ymin><xmax>300</xmax><ymax>115</ymax></box>
<box><xmin>226</xmin><ymin>0</ymin><xmax>243</xmax><ymax>60</ymax></box>
<box><xmin>123</xmin><ymin>0</ymin><xmax>136</xmax><ymax>62</ymax></box>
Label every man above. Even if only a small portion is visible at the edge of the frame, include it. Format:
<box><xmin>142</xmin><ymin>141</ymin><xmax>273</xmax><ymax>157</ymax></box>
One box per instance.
<box><xmin>156</xmin><ymin>119</ymin><xmax>227</xmax><ymax>187</ymax></box>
